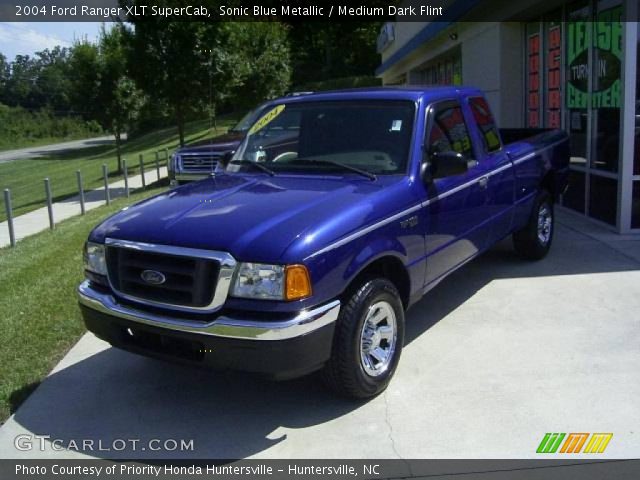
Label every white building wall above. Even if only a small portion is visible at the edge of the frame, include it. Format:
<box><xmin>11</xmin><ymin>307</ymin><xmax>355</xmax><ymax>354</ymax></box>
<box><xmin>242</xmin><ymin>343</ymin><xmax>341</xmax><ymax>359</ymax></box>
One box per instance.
<box><xmin>498</xmin><ymin>23</ymin><xmax>525</xmax><ymax>127</ymax></box>
<box><xmin>461</xmin><ymin>24</ymin><xmax>502</xmax><ymax>120</ymax></box>
<box><xmin>379</xmin><ymin>22</ymin><xmax>524</xmax><ymax>127</ymax></box>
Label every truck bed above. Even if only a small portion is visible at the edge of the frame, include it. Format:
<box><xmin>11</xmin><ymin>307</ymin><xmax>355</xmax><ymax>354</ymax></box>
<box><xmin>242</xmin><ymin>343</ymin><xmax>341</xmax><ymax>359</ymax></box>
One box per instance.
<box><xmin>501</xmin><ymin>127</ymin><xmax>570</xmax><ymax>198</ymax></box>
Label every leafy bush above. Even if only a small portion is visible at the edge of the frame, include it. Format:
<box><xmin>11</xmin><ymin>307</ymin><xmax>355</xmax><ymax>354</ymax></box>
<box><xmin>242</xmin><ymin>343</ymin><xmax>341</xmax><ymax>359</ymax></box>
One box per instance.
<box><xmin>0</xmin><ymin>103</ymin><xmax>103</xmax><ymax>150</ymax></box>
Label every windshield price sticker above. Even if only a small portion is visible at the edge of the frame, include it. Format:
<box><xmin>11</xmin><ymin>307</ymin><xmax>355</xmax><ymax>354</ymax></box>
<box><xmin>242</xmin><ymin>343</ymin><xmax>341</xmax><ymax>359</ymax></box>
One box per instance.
<box><xmin>248</xmin><ymin>105</ymin><xmax>286</xmax><ymax>135</ymax></box>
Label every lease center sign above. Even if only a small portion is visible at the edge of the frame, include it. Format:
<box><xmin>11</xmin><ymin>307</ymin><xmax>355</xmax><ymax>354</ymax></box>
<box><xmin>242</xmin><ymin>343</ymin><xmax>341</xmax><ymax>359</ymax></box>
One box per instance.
<box><xmin>567</xmin><ymin>6</ymin><xmax>622</xmax><ymax>109</ymax></box>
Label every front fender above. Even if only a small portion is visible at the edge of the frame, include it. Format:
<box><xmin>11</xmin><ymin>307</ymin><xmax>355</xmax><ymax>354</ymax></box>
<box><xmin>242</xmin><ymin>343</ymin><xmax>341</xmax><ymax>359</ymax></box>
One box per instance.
<box><xmin>302</xmin><ymin>216</ymin><xmax>424</xmax><ymax>309</ymax></box>
<box><xmin>344</xmin><ymin>237</ymin><xmax>408</xmax><ymax>281</ymax></box>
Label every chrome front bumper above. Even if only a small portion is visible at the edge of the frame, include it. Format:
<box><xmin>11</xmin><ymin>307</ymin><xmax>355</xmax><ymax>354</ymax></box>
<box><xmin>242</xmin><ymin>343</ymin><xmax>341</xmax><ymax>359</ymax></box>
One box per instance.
<box><xmin>77</xmin><ymin>280</ymin><xmax>340</xmax><ymax>341</ymax></box>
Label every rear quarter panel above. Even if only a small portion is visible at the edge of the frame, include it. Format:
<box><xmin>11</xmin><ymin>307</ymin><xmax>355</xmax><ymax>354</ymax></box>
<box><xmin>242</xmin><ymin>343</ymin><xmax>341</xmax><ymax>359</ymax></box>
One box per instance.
<box><xmin>504</xmin><ymin>130</ymin><xmax>570</xmax><ymax>230</ymax></box>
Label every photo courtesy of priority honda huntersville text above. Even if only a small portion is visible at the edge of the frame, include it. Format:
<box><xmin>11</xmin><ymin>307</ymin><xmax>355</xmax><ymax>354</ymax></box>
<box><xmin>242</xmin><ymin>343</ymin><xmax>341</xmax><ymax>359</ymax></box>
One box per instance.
<box><xmin>78</xmin><ymin>86</ymin><xmax>569</xmax><ymax>398</ymax></box>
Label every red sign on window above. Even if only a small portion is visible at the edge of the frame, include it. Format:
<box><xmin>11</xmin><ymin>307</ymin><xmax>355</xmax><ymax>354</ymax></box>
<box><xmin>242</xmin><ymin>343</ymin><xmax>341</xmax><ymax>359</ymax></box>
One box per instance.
<box><xmin>527</xmin><ymin>33</ymin><xmax>541</xmax><ymax>127</ymax></box>
<box><xmin>546</xmin><ymin>25</ymin><xmax>562</xmax><ymax>128</ymax></box>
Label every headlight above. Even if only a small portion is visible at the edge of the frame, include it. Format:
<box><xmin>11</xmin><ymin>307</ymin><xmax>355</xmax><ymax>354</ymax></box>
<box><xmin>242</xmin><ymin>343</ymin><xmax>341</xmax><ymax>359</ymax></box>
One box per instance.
<box><xmin>231</xmin><ymin>263</ymin><xmax>312</xmax><ymax>301</ymax></box>
<box><xmin>83</xmin><ymin>242</ymin><xmax>107</xmax><ymax>276</ymax></box>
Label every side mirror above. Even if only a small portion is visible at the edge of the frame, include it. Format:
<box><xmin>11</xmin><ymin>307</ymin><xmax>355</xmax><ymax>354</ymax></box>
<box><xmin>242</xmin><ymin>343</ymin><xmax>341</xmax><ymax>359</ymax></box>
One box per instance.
<box><xmin>429</xmin><ymin>150</ymin><xmax>469</xmax><ymax>179</ymax></box>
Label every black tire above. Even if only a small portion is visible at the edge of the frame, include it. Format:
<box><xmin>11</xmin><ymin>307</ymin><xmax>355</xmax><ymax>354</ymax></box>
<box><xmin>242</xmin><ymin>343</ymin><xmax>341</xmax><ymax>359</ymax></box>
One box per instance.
<box><xmin>321</xmin><ymin>278</ymin><xmax>405</xmax><ymax>399</ymax></box>
<box><xmin>513</xmin><ymin>190</ymin><xmax>554</xmax><ymax>260</ymax></box>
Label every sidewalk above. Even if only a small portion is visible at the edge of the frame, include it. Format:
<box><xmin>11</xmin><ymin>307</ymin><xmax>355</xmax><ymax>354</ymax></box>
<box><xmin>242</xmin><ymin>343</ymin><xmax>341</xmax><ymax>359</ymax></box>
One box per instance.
<box><xmin>0</xmin><ymin>167</ymin><xmax>167</xmax><ymax>248</ymax></box>
<box><xmin>0</xmin><ymin>135</ymin><xmax>123</xmax><ymax>164</ymax></box>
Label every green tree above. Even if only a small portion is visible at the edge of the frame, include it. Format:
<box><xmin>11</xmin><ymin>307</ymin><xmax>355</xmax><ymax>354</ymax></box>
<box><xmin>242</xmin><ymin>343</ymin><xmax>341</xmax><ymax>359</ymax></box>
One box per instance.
<box><xmin>230</xmin><ymin>22</ymin><xmax>291</xmax><ymax>109</ymax></box>
<box><xmin>4</xmin><ymin>55</ymin><xmax>38</xmax><ymax>108</ymax></box>
<box><xmin>2</xmin><ymin>48</ymin><xmax>75</xmax><ymax>112</ymax></box>
<box><xmin>68</xmin><ymin>41</ymin><xmax>100</xmax><ymax>118</ymax></box>
<box><xmin>287</xmin><ymin>22</ymin><xmax>382</xmax><ymax>87</ymax></box>
<box><xmin>122</xmin><ymin>1</ymin><xmax>251</xmax><ymax>145</ymax></box>
<box><xmin>125</xmin><ymin>18</ymin><xmax>211</xmax><ymax>145</ymax></box>
<box><xmin>0</xmin><ymin>53</ymin><xmax>9</xmax><ymax>102</ymax></box>
<box><xmin>96</xmin><ymin>25</ymin><xmax>144</xmax><ymax>172</ymax></box>
<box><xmin>31</xmin><ymin>46</ymin><xmax>73</xmax><ymax>112</ymax></box>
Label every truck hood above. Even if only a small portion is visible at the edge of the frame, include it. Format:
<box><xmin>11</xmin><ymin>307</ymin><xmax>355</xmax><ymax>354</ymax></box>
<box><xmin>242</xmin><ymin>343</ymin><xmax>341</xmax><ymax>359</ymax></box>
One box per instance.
<box><xmin>177</xmin><ymin>131</ymin><xmax>244</xmax><ymax>153</ymax></box>
<box><xmin>90</xmin><ymin>173</ymin><xmax>414</xmax><ymax>262</ymax></box>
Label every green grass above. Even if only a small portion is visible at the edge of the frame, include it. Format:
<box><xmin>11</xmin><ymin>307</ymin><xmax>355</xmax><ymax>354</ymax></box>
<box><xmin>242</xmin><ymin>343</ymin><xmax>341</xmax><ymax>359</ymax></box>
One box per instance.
<box><xmin>0</xmin><ymin>117</ymin><xmax>238</xmax><ymax>222</ymax></box>
<box><xmin>0</xmin><ymin>185</ymin><xmax>167</xmax><ymax>423</ymax></box>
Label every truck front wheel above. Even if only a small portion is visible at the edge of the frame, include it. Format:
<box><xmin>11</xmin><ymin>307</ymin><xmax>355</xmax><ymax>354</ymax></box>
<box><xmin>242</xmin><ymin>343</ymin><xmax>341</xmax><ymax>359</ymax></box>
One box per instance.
<box><xmin>513</xmin><ymin>190</ymin><xmax>554</xmax><ymax>260</ymax></box>
<box><xmin>322</xmin><ymin>278</ymin><xmax>404</xmax><ymax>399</ymax></box>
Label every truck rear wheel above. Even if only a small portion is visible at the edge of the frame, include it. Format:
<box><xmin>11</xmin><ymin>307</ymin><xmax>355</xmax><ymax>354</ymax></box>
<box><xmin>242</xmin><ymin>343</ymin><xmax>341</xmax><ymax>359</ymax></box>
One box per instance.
<box><xmin>513</xmin><ymin>190</ymin><xmax>554</xmax><ymax>260</ymax></box>
<box><xmin>321</xmin><ymin>278</ymin><xmax>404</xmax><ymax>399</ymax></box>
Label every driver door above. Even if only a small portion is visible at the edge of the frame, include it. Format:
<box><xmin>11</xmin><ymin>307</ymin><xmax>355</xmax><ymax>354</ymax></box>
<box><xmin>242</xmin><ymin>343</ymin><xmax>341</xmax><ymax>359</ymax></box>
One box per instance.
<box><xmin>421</xmin><ymin>100</ymin><xmax>494</xmax><ymax>287</ymax></box>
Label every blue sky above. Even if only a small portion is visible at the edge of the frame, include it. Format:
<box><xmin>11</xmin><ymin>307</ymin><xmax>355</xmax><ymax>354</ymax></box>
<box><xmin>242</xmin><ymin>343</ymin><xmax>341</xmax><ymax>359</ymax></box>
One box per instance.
<box><xmin>0</xmin><ymin>22</ymin><xmax>105</xmax><ymax>60</ymax></box>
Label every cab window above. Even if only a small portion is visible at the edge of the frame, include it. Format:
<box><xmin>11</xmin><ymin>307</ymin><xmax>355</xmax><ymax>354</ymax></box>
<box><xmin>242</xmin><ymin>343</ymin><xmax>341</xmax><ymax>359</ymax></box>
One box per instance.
<box><xmin>427</xmin><ymin>103</ymin><xmax>474</xmax><ymax>159</ymax></box>
<box><xmin>469</xmin><ymin>96</ymin><xmax>502</xmax><ymax>152</ymax></box>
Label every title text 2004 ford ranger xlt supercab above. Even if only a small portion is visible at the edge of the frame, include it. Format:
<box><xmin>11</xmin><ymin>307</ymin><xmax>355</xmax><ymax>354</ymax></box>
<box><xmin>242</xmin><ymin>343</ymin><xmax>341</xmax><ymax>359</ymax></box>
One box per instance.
<box><xmin>78</xmin><ymin>87</ymin><xmax>569</xmax><ymax>398</ymax></box>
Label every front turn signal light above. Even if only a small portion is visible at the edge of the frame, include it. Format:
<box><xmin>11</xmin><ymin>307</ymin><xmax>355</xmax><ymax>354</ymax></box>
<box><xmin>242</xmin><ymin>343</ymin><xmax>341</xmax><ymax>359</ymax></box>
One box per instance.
<box><xmin>285</xmin><ymin>264</ymin><xmax>312</xmax><ymax>300</ymax></box>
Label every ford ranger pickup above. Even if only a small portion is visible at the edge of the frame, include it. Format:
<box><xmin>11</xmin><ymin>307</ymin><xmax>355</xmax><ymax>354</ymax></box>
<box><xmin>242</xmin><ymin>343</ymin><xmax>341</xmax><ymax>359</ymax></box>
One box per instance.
<box><xmin>78</xmin><ymin>86</ymin><xmax>570</xmax><ymax>398</ymax></box>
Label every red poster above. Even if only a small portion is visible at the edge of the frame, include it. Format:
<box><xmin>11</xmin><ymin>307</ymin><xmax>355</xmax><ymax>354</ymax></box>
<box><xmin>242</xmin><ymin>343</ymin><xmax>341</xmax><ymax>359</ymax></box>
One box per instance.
<box><xmin>546</xmin><ymin>25</ymin><xmax>561</xmax><ymax>128</ymax></box>
<box><xmin>527</xmin><ymin>33</ymin><xmax>541</xmax><ymax>128</ymax></box>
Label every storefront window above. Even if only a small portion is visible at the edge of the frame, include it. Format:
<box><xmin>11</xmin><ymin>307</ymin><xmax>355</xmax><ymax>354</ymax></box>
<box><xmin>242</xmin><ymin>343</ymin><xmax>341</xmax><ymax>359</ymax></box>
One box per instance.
<box><xmin>634</xmin><ymin>25</ymin><xmax>640</xmax><ymax>177</ymax></box>
<box><xmin>563</xmin><ymin>170</ymin><xmax>586</xmax><ymax>213</ymax></box>
<box><xmin>632</xmin><ymin>25</ymin><xmax>640</xmax><ymax>229</ymax></box>
<box><xmin>559</xmin><ymin>0</ymin><xmax>622</xmax><ymax>225</ymax></box>
<box><xmin>589</xmin><ymin>175</ymin><xmax>617</xmax><ymax>224</ymax></box>
<box><xmin>590</xmin><ymin>3</ymin><xmax>622</xmax><ymax>173</ymax></box>
<box><xmin>566</xmin><ymin>2</ymin><xmax>590</xmax><ymax>168</ymax></box>
<box><xmin>633</xmin><ymin>183</ymin><xmax>640</xmax><ymax>229</ymax></box>
<box><xmin>414</xmin><ymin>51</ymin><xmax>462</xmax><ymax>86</ymax></box>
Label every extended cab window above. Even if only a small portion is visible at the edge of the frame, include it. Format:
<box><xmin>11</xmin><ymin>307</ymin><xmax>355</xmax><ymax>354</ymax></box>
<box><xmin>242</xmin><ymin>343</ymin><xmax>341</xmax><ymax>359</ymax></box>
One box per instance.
<box><xmin>427</xmin><ymin>103</ymin><xmax>474</xmax><ymax>159</ymax></box>
<box><xmin>469</xmin><ymin>96</ymin><xmax>502</xmax><ymax>152</ymax></box>
<box><xmin>230</xmin><ymin>100</ymin><xmax>415</xmax><ymax>175</ymax></box>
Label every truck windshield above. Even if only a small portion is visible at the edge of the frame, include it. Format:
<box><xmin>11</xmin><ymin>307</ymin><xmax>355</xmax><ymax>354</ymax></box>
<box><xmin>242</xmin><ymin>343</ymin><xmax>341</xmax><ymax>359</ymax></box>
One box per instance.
<box><xmin>228</xmin><ymin>100</ymin><xmax>415</xmax><ymax>176</ymax></box>
<box><xmin>229</xmin><ymin>105</ymin><xmax>265</xmax><ymax>133</ymax></box>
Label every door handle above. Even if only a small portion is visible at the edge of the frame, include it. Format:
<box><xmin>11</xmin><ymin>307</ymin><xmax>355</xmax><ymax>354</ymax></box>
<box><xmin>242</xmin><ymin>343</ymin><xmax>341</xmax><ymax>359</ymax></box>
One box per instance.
<box><xmin>478</xmin><ymin>176</ymin><xmax>489</xmax><ymax>189</ymax></box>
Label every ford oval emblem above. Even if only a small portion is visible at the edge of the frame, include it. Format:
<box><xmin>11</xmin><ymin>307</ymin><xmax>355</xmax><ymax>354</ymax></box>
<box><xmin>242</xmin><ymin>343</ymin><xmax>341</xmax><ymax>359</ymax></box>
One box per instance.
<box><xmin>140</xmin><ymin>269</ymin><xmax>166</xmax><ymax>285</ymax></box>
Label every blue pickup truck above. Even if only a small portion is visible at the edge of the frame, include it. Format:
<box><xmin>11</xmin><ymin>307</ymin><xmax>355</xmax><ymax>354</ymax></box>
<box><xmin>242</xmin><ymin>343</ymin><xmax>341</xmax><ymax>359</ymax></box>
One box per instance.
<box><xmin>78</xmin><ymin>87</ymin><xmax>569</xmax><ymax>398</ymax></box>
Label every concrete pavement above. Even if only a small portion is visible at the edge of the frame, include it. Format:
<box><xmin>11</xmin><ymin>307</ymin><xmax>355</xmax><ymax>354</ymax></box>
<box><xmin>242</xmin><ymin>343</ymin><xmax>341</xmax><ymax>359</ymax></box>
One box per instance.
<box><xmin>0</xmin><ymin>167</ymin><xmax>167</xmax><ymax>248</ymax></box>
<box><xmin>0</xmin><ymin>209</ymin><xmax>639</xmax><ymax>459</ymax></box>
<box><xmin>0</xmin><ymin>135</ymin><xmax>123</xmax><ymax>163</ymax></box>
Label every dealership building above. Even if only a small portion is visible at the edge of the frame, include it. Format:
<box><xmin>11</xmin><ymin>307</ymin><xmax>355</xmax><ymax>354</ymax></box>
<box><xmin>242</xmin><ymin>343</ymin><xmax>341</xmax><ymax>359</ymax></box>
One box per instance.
<box><xmin>376</xmin><ymin>0</ymin><xmax>639</xmax><ymax>233</ymax></box>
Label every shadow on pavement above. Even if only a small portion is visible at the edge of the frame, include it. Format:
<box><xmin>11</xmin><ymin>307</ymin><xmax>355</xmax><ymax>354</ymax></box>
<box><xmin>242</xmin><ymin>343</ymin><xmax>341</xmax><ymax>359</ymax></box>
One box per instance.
<box><xmin>33</xmin><ymin>144</ymin><xmax>115</xmax><ymax>161</ymax></box>
<box><xmin>10</xmin><ymin>221</ymin><xmax>640</xmax><ymax>459</ymax></box>
<box><xmin>12</xmin><ymin>350</ymin><xmax>364</xmax><ymax>459</ymax></box>
<box><xmin>404</xmin><ymin>222</ymin><xmax>640</xmax><ymax>344</ymax></box>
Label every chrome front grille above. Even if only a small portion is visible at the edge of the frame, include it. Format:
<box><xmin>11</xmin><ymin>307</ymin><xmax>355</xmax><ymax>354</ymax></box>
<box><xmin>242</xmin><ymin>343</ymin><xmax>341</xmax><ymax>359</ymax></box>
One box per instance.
<box><xmin>179</xmin><ymin>153</ymin><xmax>222</xmax><ymax>172</ymax></box>
<box><xmin>104</xmin><ymin>239</ymin><xmax>236</xmax><ymax>313</ymax></box>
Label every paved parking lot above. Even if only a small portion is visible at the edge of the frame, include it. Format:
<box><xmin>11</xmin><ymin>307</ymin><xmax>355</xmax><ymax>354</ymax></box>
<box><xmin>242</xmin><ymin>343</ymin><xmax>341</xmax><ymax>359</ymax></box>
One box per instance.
<box><xmin>0</xmin><ymin>209</ymin><xmax>639</xmax><ymax>459</ymax></box>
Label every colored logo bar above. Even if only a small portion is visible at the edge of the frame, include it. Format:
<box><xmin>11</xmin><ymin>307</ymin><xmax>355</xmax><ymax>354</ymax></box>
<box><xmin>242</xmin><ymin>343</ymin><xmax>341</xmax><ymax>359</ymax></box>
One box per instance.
<box><xmin>537</xmin><ymin>433</ymin><xmax>613</xmax><ymax>454</ymax></box>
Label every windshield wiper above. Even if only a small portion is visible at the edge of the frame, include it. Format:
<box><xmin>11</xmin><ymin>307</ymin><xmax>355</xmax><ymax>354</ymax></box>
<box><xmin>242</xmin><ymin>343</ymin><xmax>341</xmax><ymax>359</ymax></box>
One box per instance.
<box><xmin>291</xmin><ymin>158</ymin><xmax>377</xmax><ymax>181</ymax></box>
<box><xmin>230</xmin><ymin>160</ymin><xmax>275</xmax><ymax>176</ymax></box>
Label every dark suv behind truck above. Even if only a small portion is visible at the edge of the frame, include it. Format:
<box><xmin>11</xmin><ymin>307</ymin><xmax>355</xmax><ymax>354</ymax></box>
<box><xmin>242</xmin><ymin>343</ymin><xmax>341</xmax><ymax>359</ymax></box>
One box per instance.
<box><xmin>168</xmin><ymin>104</ymin><xmax>267</xmax><ymax>186</ymax></box>
<box><xmin>169</xmin><ymin>93</ymin><xmax>313</xmax><ymax>186</ymax></box>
